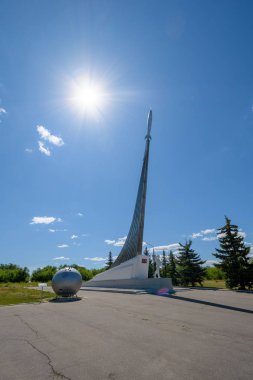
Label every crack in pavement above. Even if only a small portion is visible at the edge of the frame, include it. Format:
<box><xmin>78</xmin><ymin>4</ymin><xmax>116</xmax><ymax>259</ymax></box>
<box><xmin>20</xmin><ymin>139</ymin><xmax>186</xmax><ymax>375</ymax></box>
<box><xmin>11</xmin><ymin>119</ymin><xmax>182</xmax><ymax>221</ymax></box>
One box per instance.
<box><xmin>25</xmin><ymin>339</ymin><xmax>72</xmax><ymax>380</ymax></box>
<box><xmin>13</xmin><ymin>314</ymin><xmax>71</xmax><ymax>379</ymax></box>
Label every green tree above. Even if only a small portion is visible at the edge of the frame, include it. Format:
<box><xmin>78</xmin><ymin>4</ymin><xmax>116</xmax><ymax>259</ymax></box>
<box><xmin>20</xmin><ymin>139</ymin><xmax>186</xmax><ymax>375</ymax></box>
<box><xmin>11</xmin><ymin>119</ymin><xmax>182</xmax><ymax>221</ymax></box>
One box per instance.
<box><xmin>177</xmin><ymin>240</ymin><xmax>206</xmax><ymax>287</ymax></box>
<box><xmin>144</xmin><ymin>247</ymin><xmax>154</xmax><ymax>278</ymax></box>
<box><xmin>167</xmin><ymin>251</ymin><xmax>179</xmax><ymax>285</ymax></box>
<box><xmin>205</xmin><ymin>266</ymin><xmax>225</xmax><ymax>280</ymax></box>
<box><xmin>161</xmin><ymin>250</ymin><xmax>168</xmax><ymax>277</ymax></box>
<box><xmin>0</xmin><ymin>264</ymin><xmax>29</xmax><ymax>282</ymax></box>
<box><xmin>31</xmin><ymin>266</ymin><xmax>57</xmax><ymax>282</ymax></box>
<box><xmin>105</xmin><ymin>251</ymin><xmax>114</xmax><ymax>270</ymax></box>
<box><xmin>213</xmin><ymin>216</ymin><xmax>251</xmax><ymax>290</ymax></box>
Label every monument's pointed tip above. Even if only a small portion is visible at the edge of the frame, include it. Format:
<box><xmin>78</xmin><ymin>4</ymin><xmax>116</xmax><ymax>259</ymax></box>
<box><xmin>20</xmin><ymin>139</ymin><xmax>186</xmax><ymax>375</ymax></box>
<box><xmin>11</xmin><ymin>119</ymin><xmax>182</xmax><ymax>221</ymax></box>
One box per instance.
<box><xmin>146</xmin><ymin>109</ymin><xmax>152</xmax><ymax>139</ymax></box>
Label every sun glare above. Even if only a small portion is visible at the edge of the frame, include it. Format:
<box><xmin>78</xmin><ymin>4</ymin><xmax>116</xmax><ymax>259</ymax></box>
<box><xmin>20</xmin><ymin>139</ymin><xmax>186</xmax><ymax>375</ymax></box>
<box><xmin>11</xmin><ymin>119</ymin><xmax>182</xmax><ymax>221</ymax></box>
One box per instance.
<box><xmin>69</xmin><ymin>76</ymin><xmax>108</xmax><ymax>119</ymax></box>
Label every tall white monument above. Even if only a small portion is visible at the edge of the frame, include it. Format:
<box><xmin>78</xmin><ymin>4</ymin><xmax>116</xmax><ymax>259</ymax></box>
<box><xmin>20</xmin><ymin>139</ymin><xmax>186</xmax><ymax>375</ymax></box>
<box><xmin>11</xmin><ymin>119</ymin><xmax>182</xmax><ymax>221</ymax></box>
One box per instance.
<box><xmin>85</xmin><ymin>111</ymin><xmax>172</xmax><ymax>291</ymax></box>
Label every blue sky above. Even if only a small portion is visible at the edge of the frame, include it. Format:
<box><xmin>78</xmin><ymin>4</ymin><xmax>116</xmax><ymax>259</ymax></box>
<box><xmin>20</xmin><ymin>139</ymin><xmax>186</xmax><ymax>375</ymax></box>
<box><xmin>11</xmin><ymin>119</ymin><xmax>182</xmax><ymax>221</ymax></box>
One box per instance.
<box><xmin>1</xmin><ymin>0</ymin><xmax>253</xmax><ymax>271</ymax></box>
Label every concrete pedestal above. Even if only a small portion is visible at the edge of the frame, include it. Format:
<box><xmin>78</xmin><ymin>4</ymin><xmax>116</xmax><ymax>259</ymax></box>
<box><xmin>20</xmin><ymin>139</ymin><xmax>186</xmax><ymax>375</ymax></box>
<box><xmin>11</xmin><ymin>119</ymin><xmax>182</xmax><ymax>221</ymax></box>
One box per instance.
<box><xmin>88</xmin><ymin>255</ymin><xmax>149</xmax><ymax>282</ymax></box>
<box><xmin>84</xmin><ymin>277</ymin><xmax>173</xmax><ymax>292</ymax></box>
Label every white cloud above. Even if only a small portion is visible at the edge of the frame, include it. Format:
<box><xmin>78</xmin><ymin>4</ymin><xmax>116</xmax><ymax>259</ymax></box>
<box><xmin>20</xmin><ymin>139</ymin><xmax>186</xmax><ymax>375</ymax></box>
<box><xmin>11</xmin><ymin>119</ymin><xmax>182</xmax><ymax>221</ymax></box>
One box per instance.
<box><xmin>201</xmin><ymin>229</ymin><xmax>215</xmax><ymax>235</ymax></box>
<box><xmin>104</xmin><ymin>236</ymin><xmax>127</xmax><ymax>247</ymax></box>
<box><xmin>57</xmin><ymin>244</ymin><xmax>69</xmax><ymax>248</ymax></box>
<box><xmin>153</xmin><ymin>243</ymin><xmax>180</xmax><ymax>252</ymax></box>
<box><xmin>238</xmin><ymin>231</ymin><xmax>246</xmax><ymax>238</ymax></box>
<box><xmin>82</xmin><ymin>233</ymin><xmax>89</xmax><ymax>237</ymax></box>
<box><xmin>48</xmin><ymin>228</ymin><xmax>67</xmax><ymax>232</ymax></box>
<box><xmin>202</xmin><ymin>236</ymin><xmax>217</xmax><ymax>241</ymax></box>
<box><xmin>71</xmin><ymin>235</ymin><xmax>78</xmax><ymax>239</ymax></box>
<box><xmin>30</xmin><ymin>216</ymin><xmax>61</xmax><ymax>224</ymax></box>
<box><xmin>53</xmin><ymin>256</ymin><xmax>70</xmax><ymax>260</ymax></box>
<box><xmin>25</xmin><ymin>148</ymin><xmax>33</xmax><ymax>153</ymax></box>
<box><xmin>84</xmin><ymin>257</ymin><xmax>106</xmax><ymax>262</ymax></box>
<box><xmin>0</xmin><ymin>107</ymin><xmax>6</xmax><ymax>114</ymax></box>
<box><xmin>37</xmin><ymin>125</ymin><xmax>64</xmax><ymax>147</ymax></box>
<box><xmin>204</xmin><ymin>260</ymin><xmax>219</xmax><ymax>267</ymax></box>
<box><xmin>77</xmin><ymin>212</ymin><xmax>83</xmax><ymax>217</ymax></box>
<box><xmin>191</xmin><ymin>228</ymin><xmax>216</xmax><ymax>239</ymax></box>
<box><xmin>114</xmin><ymin>236</ymin><xmax>127</xmax><ymax>247</ymax></box>
<box><xmin>105</xmin><ymin>239</ymin><xmax>116</xmax><ymax>245</ymax></box>
<box><xmin>191</xmin><ymin>232</ymin><xmax>203</xmax><ymax>239</ymax></box>
<box><xmin>38</xmin><ymin>141</ymin><xmax>51</xmax><ymax>156</ymax></box>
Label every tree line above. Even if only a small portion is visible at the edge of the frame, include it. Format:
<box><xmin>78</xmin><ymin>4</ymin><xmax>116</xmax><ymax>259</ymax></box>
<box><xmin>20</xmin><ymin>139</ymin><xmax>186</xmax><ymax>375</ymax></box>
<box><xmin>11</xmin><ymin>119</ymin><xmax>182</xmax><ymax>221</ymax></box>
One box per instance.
<box><xmin>106</xmin><ymin>216</ymin><xmax>253</xmax><ymax>290</ymax></box>
<box><xmin>0</xmin><ymin>264</ymin><xmax>105</xmax><ymax>283</ymax></box>
<box><xmin>1</xmin><ymin>217</ymin><xmax>252</xmax><ymax>290</ymax></box>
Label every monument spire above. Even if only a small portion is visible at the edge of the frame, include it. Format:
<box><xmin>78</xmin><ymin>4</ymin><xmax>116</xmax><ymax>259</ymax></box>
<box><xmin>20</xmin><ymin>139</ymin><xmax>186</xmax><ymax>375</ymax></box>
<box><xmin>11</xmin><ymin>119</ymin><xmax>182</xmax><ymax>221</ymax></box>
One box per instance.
<box><xmin>113</xmin><ymin>110</ymin><xmax>153</xmax><ymax>267</ymax></box>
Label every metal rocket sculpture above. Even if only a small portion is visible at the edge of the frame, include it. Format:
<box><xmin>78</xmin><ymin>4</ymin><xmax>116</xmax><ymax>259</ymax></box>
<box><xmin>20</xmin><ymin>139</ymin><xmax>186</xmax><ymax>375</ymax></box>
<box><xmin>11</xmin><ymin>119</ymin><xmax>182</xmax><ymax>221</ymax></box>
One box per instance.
<box><xmin>113</xmin><ymin>110</ymin><xmax>153</xmax><ymax>267</ymax></box>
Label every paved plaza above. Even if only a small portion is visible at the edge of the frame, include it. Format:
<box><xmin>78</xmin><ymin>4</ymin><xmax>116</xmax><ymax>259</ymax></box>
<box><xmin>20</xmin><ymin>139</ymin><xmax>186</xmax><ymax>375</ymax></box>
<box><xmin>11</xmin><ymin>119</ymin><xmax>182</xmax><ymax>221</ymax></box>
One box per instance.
<box><xmin>0</xmin><ymin>288</ymin><xmax>253</xmax><ymax>380</ymax></box>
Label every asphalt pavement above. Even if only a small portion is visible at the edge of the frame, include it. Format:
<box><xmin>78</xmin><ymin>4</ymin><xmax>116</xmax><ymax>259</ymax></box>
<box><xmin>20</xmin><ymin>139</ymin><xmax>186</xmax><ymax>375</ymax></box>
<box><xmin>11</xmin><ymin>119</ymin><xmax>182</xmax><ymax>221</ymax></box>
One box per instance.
<box><xmin>0</xmin><ymin>288</ymin><xmax>252</xmax><ymax>380</ymax></box>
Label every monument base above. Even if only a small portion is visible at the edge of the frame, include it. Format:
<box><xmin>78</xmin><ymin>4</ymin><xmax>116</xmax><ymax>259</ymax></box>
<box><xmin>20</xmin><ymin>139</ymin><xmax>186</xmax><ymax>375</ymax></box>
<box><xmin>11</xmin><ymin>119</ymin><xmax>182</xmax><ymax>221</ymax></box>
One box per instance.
<box><xmin>84</xmin><ymin>277</ymin><xmax>173</xmax><ymax>292</ymax></box>
<box><xmin>87</xmin><ymin>255</ymin><xmax>149</xmax><ymax>282</ymax></box>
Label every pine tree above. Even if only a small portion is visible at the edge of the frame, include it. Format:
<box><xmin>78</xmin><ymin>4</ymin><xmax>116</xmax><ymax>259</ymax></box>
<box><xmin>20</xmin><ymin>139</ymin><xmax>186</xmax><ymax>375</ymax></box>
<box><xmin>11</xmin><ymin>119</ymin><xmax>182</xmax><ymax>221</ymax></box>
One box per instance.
<box><xmin>143</xmin><ymin>246</ymin><xmax>154</xmax><ymax>277</ymax></box>
<box><xmin>143</xmin><ymin>247</ymin><xmax>149</xmax><ymax>256</ymax></box>
<box><xmin>177</xmin><ymin>240</ymin><xmax>206</xmax><ymax>287</ymax></box>
<box><xmin>167</xmin><ymin>251</ymin><xmax>179</xmax><ymax>285</ymax></box>
<box><xmin>105</xmin><ymin>251</ymin><xmax>114</xmax><ymax>270</ymax></box>
<box><xmin>213</xmin><ymin>216</ymin><xmax>250</xmax><ymax>290</ymax></box>
<box><xmin>161</xmin><ymin>250</ymin><xmax>168</xmax><ymax>277</ymax></box>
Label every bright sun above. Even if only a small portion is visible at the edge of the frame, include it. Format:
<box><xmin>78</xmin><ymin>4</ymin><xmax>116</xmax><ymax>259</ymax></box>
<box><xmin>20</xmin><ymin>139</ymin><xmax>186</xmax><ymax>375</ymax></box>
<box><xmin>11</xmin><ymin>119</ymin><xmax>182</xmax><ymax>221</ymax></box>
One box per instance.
<box><xmin>69</xmin><ymin>76</ymin><xmax>107</xmax><ymax>119</ymax></box>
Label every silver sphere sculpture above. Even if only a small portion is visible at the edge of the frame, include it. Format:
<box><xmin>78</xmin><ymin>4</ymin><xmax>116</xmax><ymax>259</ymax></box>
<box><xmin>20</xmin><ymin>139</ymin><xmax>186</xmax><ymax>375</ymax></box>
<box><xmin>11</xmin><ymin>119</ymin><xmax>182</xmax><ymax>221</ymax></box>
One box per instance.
<box><xmin>52</xmin><ymin>267</ymin><xmax>82</xmax><ymax>297</ymax></box>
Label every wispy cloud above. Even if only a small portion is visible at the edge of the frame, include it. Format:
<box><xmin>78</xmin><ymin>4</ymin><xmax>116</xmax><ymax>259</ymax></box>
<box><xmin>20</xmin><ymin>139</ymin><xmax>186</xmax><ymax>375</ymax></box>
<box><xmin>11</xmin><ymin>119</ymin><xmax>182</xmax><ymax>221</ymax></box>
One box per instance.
<box><xmin>190</xmin><ymin>228</ymin><xmax>218</xmax><ymax>242</ymax></box>
<box><xmin>153</xmin><ymin>243</ymin><xmax>180</xmax><ymax>252</ymax></box>
<box><xmin>191</xmin><ymin>228</ymin><xmax>216</xmax><ymax>239</ymax></box>
<box><xmin>77</xmin><ymin>212</ymin><xmax>83</xmax><ymax>217</ymax></box>
<box><xmin>105</xmin><ymin>239</ymin><xmax>116</xmax><ymax>245</ymax></box>
<box><xmin>48</xmin><ymin>228</ymin><xmax>67</xmax><ymax>232</ymax></box>
<box><xmin>84</xmin><ymin>257</ymin><xmax>106</xmax><ymax>262</ymax></box>
<box><xmin>25</xmin><ymin>148</ymin><xmax>33</xmax><ymax>153</ymax></box>
<box><xmin>0</xmin><ymin>107</ymin><xmax>6</xmax><ymax>114</ymax></box>
<box><xmin>37</xmin><ymin>125</ymin><xmax>64</xmax><ymax>147</ymax></box>
<box><xmin>57</xmin><ymin>244</ymin><xmax>69</xmax><ymax>248</ymax></box>
<box><xmin>191</xmin><ymin>232</ymin><xmax>203</xmax><ymax>239</ymax></box>
<box><xmin>104</xmin><ymin>236</ymin><xmax>127</xmax><ymax>247</ymax></box>
<box><xmin>204</xmin><ymin>260</ymin><xmax>219</xmax><ymax>267</ymax></box>
<box><xmin>201</xmin><ymin>229</ymin><xmax>216</xmax><ymax>235</ymax></box>
<box><xmin>53</xmin><ymin>256</ymin><xmax>70</xmax><ymax>260</ymax></box>
<box><xmin>30</xmin><ymin>216</ymin><xmax>61</xmax><ymax>224</ymax></box>
<box><xmin>71</xmin><ymin>235</ymin><xmax>78</xmax><ymax>239</ymax></box>
<box><xmin>38</xmin><ymin>141</ymin><xmax>51</xmax><ymax>156</ymax></box>
<box><xmin>202</xmin><ymin>236</ymin><xmax>217</xmax><ymax>241</ymax></box>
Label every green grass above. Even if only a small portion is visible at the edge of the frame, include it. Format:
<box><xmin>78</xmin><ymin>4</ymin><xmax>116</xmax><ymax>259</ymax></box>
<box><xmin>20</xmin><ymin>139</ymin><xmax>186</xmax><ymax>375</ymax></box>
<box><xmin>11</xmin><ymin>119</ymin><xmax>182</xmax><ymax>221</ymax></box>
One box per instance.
<box><xmin>198</xmin><ymin>280</ymin><xmax>227</xmax><ymax>289</ymax></box>
<box><xmin>0</xmin><ymin>283</ymin><xmax>53</xmax><ymax>305</ymax></box>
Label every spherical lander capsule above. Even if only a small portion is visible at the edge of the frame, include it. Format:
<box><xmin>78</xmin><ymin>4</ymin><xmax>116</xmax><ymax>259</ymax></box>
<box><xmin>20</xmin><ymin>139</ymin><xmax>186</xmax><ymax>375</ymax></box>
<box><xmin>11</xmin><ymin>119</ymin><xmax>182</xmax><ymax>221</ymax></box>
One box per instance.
<box><xmin>52</xmin><ymin>267</ymin><xmax>82</xmax><ymax>297</ymax></box>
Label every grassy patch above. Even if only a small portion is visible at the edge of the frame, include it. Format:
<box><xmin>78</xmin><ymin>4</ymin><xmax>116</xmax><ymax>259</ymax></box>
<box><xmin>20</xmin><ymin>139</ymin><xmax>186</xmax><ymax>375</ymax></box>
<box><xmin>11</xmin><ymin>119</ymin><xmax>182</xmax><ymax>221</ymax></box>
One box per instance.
<box><xmin>0</xmin><ymin>283</ymin><xmax>53</xmax><ymax>305</ymax></box>
<box><xmin>198</xmin><ymin>280</ymin><xmax>227</xmax><ymax>289</ymax></box>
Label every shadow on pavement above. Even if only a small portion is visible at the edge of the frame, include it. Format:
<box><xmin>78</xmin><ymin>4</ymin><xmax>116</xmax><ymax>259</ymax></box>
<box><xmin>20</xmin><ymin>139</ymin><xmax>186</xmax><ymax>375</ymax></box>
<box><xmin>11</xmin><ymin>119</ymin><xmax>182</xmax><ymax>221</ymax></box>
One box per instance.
<box><xmin>49</xmin><ymin>297</ymin><xmax>82</xmax><ymax>303</ymax></box>
<box><xmin>170</xmin><ymin>294</ymin><xmax>253</xmax><ymax>314</ymax></box>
